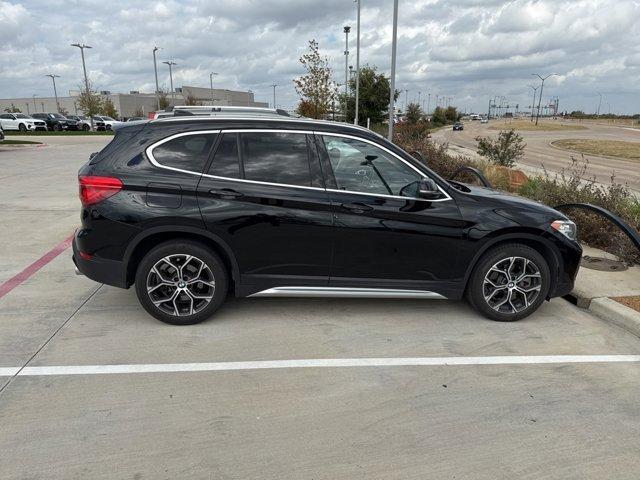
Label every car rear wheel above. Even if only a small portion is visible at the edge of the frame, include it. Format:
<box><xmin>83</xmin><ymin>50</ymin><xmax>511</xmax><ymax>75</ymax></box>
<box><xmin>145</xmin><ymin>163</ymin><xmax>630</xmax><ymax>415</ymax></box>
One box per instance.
<box><xmin>82</xmin><ymin>124</ymin><xmax>90</xmax><ymax>131</ymax></box>
<box><xmin>53</xmin><ymin>123</ymin><xmax>62</xmax><ymax>131</ymax></box>
<box><xmin>134</xmin><ymin>240</ymin><xmax>228</xmax><ymax>325</ymax></box>
<box><xmin>466</xmin><ymin>244</ymin><xmax>550</xmax><ymax>322</ymax></box>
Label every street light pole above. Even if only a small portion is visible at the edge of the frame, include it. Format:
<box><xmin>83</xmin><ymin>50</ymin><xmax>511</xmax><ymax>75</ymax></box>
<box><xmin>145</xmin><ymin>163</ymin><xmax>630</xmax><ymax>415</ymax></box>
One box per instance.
<box><xmin>271</xmin><ymin>84</ymin><xmax>277</xmax><ymax>109</ymax></box>
<box><xmin>71</xmin><ymin>43</ymin><xmax>94</xmax><ymax>131</ymax></box>
<box><xmin>32</xmin><ymin>94</ymin><xmax>38</xmax><ymax>113</ymax></box>
<box><xmin>45</xmin><ymin>74</ymin><xmax>60</xmax><ymax>113</ymax></box>
<box><xmin>153</xmin><ymin>47</ymin><xmax>161</xmax><ymax>110</ymax></box>
<box><xmin>532</xmin><ymin>73</ymin><xmax>558</xmax><ymax>126</ymax></box>
<box><xmin>354</xmin><ymin>0</ymin><xmax>361</xmax><ymax>126</ymax></box>
<box><xmin>417</xmin><ymin>91</ymin><xmax>421</xmax><ymax>107</ymax></box>
<box><xmin>343</xmin><ymin>26</ymin><xmax>350</xmax><ymax>121</ymax></box>
<box><xmin>163</xmin><ymin>61</ymin><xmax>177</xmax><ymax>104</ymax></box>
<box><xmin>427</xmin><ymin>92</ymin><xmax>431</xmax><ymax>115</ymax></box>
<box><xmin>387</xmin><ymin>0</ymin><xmax>398</xmax><ymax>141</ymax></box>
<box><xmin>405</xmin><ymin>89</ymin><xmax>409</xmax><ymax>110</ymax></box>
<box><xmin>596</xmin><ymin>92</ymin><xmax>602</xmax><ymax>117</ymax></box>
<box><xmin>209</xmin><ymin>72</ymin><xmax>218</xmax><ymax>105</ymax></box>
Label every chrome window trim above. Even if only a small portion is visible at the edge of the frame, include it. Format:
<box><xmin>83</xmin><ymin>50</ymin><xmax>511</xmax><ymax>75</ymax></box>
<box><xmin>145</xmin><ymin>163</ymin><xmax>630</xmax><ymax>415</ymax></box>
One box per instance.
<box><xmin>145</xmin><ymin>127</ymin><xmax>451</xmax><ymax>202</ymax></box>
<box><xmin>145</xmin><ymin>130</ymin><xmax>221</xmax><ymax>176</ymax></box>
<box><xmin>318</xmin><ymin>132</ymin><xmax>452</xmax><ymax>202</ymax></box>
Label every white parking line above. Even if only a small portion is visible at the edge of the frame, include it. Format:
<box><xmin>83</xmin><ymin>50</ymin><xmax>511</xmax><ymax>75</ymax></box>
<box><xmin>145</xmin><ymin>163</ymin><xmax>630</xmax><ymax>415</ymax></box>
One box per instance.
<box><xmin>1</xmin><ymin>355</ymin><xmax>639</xmax><ymax>377</ymax></box>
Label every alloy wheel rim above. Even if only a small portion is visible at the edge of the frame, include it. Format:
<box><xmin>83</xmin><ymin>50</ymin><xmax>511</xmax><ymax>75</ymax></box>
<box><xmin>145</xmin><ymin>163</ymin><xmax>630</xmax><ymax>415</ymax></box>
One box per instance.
<box><xmin>146</xmin><ymin>254</ymin><xmax>215</xmax><ymax>317</ymax></box>
<box><xmin>483</xmin><ymin>256</ymin><xmax>542</xmax><ymax>314</ymax></box>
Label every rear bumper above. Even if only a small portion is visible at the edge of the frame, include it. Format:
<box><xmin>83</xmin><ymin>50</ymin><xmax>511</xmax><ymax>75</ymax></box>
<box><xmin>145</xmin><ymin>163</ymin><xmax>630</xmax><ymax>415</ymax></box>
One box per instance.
<box><xmin>72</xmin><ymin>233</ymin><xmax>128</xmax><ymax>289</ymax></box>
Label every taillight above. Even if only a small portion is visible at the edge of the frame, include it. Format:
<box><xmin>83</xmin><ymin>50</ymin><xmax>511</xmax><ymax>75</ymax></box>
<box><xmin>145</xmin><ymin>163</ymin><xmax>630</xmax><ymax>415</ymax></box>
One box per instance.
<box><xmin>78</xmin><ymin>175</ymin><xmax>123</xmax><ymax>206</ymax></box>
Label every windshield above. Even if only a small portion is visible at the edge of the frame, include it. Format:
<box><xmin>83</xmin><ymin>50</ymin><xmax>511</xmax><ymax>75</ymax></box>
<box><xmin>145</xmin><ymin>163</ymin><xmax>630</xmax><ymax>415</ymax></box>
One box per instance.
<box><xmin>15</xmin><ymin>114</ymin><xmax>30</xmax><ymax>119</ymax></box>
<box><xmin>103</xmin><ymin>117</ymin><xmax>115</xmax><ymax>121</ymax></box>
<box><xmin>51</xmin><ymin>113</ymin><xmax>65</xmax><ymax>119</ymax></box>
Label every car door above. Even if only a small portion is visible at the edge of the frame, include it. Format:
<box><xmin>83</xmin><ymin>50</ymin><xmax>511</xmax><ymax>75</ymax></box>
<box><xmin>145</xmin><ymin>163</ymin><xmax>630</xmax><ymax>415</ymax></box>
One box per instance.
<box><xmin>197</xmin><ymin>129</ymin><xmax>333</xmax><ymax>294</ymax></box>
<box><xmin>318</xmin><ymin>133</ymin><xmax>466</xmax><ymax>294</ymax></box>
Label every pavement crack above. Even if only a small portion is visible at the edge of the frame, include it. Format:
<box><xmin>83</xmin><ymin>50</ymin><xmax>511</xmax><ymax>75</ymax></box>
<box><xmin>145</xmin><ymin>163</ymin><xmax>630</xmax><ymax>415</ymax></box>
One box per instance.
<box><xmin>0</xmin><ymin>284</ymin><xmax>103</xmax><ymax>396</ymax></box>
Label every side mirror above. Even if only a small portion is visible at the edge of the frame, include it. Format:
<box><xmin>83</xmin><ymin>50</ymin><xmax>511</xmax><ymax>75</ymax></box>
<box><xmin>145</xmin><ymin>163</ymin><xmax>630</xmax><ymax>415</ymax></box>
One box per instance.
<box><xmin>419</xmin><ymin>178</ymin><xmax>443</xmax><ymax>200</ymax></box>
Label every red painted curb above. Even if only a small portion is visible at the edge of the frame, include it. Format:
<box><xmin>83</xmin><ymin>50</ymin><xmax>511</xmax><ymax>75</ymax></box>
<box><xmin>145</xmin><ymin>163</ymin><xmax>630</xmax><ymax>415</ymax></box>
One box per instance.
<box><xmin>0</xmin><ymin>233</ymin><xmax>74</xmax><ymax>300</ymax></box>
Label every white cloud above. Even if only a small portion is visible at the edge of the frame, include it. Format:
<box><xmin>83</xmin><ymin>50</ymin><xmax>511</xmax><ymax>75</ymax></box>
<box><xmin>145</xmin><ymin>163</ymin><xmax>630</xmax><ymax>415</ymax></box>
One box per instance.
<box><xmin>0</xmin><ymin>0</ymin><xmax>638</xmax><ymax>114</ymax></box>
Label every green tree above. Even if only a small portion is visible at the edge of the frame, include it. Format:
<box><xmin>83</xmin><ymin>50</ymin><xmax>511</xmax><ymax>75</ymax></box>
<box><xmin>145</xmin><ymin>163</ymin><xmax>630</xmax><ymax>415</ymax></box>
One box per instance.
<box><xmin>77</xmin><ymin>81</ymin><xmax>103</xmax><ymax>117</ymax></box>
<box><xmin>4</xmin><ymin>103</ymin><xmax>21</xmax><ymax>113</ymax></box>
<box><xmin>293</xmin><ymin>39</ymin><xmax>336</xmax><ymax>119</ymax></box>
<box><xmin>102</xmin><ymin>97</ymin><xmax>118</xmax><ymax>118</ymax></box>
<box><xmin>475</xmin><ymin>129</ymin><xmax>526</xmax><ymax>168</ymax></box>
<box><xmin>340</xmin><ymin>65</ymin><xmax>398</xmax><ymax>124</ymax></box>
<box><xmin>158</xmin><ymin>88</ymin><xmax>170</xmax><ymax>110</ymax></box>
<box><xmin>405</xmin><ymin>102</ymin><xmax>422</xmax><ymax>124</ymax></box>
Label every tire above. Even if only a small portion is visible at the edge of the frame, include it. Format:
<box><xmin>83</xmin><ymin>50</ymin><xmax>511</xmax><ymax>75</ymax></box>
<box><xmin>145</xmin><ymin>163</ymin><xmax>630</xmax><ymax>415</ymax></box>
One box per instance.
<box><xmin>53</xmin><ymin>123</ymin><xmax>62</xmax><ymax>131</ymax></box>
<box><xmin>134</xmin><ymin>240</ymin><xmax>228</xmax><ymax>325</ymax></box>
<box><xmin>18</xmin><ymin>123</ymin><xmax>26</xmax><ymax>132</ymax></box>
<box><xmin>466</xmin><ymin>243</ymin><xmax>550</xmax><ymax>322</ymax></box>
<box><xmin>82</xmin><ymin>124</ymin><xmax>90</xmax><ymax>131</ymax></box>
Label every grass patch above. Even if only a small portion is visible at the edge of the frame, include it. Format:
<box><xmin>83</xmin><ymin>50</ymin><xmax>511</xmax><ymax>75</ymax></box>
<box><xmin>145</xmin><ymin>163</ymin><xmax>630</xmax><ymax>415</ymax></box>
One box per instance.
<box><xmin>1</xmin><ymin>139</ymin><xmax>43</xmax><ymax>145</ymax></box>
<box><xmin>551</xmin><ymin>139</ymin><xmax>640</xmax><ymax>161</ymax></box>
<box><xmin>488</xmin><ymin>120</ymin><xmax>587</xmax><ymax>131</ymax></box>
<box><xmin>4</xmin><ymin>130</ymin><xmax>114</xmax><ymax>136</ymax></box>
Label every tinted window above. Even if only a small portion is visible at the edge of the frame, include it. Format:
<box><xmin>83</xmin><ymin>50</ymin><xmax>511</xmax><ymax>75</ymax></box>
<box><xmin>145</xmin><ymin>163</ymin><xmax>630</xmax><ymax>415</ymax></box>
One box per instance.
<box><xmin>208</xmin><ymin>133</ymin><xmax>240</xmax><ymax>178</ymax></box>
<box><xmin>152</xmin><ymin>133</ymin><xmax>217</xmax><ymax>173</ymax></box>
<box><xmin>241</xmin><ymin>132</ymin><xmax>311</xmax><ymax>186</ymax></box>
<box><xmin>0</xmin><ymin>115</ymin><xmax>11</xmax><ymax>119</ymax></box>
<box><xmin>322</xmin><ymin>136</ymin><xmax>421</xmax><ymax>197</ymax></box>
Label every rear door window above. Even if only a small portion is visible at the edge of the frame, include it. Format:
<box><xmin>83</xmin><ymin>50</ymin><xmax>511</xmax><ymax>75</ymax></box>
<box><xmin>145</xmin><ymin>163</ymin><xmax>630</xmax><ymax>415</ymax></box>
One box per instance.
<box><xmin>150</xmin><ymin>133</ymin><xmax>218</xmax><ymax>173</ymax></box>
<box><xmin>241</xmin><ymin>132</ymin><xmax>312</xmax><ymax>187</ymax></box>
<box><xmin>207</xmin><ymin>133</ymin><xmax>241</xmax><ymax>179</ymax></box>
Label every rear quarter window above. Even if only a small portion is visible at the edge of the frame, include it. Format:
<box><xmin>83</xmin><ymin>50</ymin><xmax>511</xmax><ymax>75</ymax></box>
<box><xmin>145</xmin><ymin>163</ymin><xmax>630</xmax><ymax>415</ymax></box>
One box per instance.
<box><xmin>149</xmin><ymin>133</ymin><xmax>218</xmax><ymax>173</ymax></box>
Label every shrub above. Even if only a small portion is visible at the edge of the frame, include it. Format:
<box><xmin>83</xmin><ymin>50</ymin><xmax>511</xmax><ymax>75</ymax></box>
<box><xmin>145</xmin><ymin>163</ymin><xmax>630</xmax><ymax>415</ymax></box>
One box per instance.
<box><xmin>518</xmin><ymin>157</ymin><xmax>640</xmax><ymax>264</ymax></box>
<box><xmin>475</xmin><ymin>129</ymin><xmax>525</xmax><ymax>167</ymax></box>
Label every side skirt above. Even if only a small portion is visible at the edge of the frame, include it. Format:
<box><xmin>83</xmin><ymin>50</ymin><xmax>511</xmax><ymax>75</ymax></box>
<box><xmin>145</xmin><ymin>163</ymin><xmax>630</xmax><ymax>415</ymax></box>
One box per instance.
<box><xmin>247</xmin><ymin>286</ymin><xmax>447</xmax><ymax>299</ymax></box>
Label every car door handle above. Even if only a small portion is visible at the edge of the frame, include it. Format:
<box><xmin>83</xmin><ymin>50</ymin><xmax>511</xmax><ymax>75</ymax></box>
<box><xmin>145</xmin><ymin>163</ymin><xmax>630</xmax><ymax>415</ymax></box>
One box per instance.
<box><xmin>209</xmin><ymin>188</ymin><xmax>244</xmax><ymax>199</ymax></box>
<box><xmin>341</xmin><ymin>202</ymin><xmax>373</xmax><ymax>214</ymax></box>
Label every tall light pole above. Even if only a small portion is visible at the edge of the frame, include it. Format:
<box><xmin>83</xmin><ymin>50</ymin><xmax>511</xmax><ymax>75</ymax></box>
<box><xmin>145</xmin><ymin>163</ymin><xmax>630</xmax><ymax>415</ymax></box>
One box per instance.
<box><xmin>271</xmin><ymin>84</ymin><xmax>277</xmax><ymax>109</ymax></box>
<box><xmin>32</xmin><ymin>94</ymin><xmax>38</xmax><ymax>113</ymax></box>
<box><xmin>427</xmin><ymin>92</ymin><xmax>431</xmax><ymax>114</ymax></box>
<box><xmin>417</xmin><ymin>91</ymin><xmax>421</xmax><ymax>107</ymax></box>
<box><xmin>343</xmin><ymin>26</ymin><xmax>350</xmax><ymax>121</ymax></box>
<box><xmin>45</xmin><ymin>74</ymin><xmax>60</xmax><ymax>113</ymax></box>
<box><xmin>596</xmin><ymin>91</ymin><xmax>602</xmax><ymax>117</ymax></box>
<box><xmin>532</xmin><ymin>73</ymin><xmax>558</xmax><ymax>126</ymax></box>
<box><xmin>247</xmin><ymin>89</ymin><xmax>253</xmax><ymax>107</ymax></box>
<box><xmin>528</xmin><ymin>85</ymin><xmax>538</xmax><ymax>122</ymax></box>
<box><xmin>153</xmin><ymin>47</ymin><xmax>161</xmax><ymax>110</ymax></box>
<box><xmin>163</xmin><ymin>61</ymin><xmax>177</xmax><ymax>103</ymax></box>
<box><xmin>354</xmin><ymin>0</ymin><xmax>361</xmax><ymax>126</ymax></box>
<box><xmin>71</xmin><ymin>43</ymin><xmax>94</xmax><ymax>130</ymax></box>
<box><xmin>387</xmin><ymin>0</ymin><xmax>398</xmax><ymax>141</ymax></box>
<box><xmin>209</xmin><ymin>72</ymin><xmax>218</xmax><ymax>105</ymax></box>
<box><xmin>404</xmin><ymin>89</ymin><xmax>409</xmax><ymax>111</ymax></box>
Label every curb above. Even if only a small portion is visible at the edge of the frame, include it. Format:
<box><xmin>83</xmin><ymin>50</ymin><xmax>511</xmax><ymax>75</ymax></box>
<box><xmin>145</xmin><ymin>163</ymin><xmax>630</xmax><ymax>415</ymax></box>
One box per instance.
<box><xmin>589</xmin><ymin>297</ymin><xmax>640</xmax><ymax>338</ymax></box>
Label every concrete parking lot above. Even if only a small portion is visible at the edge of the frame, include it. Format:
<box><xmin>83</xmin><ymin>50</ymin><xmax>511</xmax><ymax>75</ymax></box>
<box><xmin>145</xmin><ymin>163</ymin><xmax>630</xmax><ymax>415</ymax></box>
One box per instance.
<box><xmin>1</xmin><ymin>136</ymin><xmax>640</xmax><ymax>479</ymax></box>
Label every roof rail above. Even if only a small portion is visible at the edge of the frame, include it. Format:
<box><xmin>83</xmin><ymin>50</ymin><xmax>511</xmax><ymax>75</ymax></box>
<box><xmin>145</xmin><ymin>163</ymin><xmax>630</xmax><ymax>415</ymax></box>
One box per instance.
<box><xmin>167</xmin><ymin>105</ymin><xmax>290</xmax><ymax>117</ymax></box>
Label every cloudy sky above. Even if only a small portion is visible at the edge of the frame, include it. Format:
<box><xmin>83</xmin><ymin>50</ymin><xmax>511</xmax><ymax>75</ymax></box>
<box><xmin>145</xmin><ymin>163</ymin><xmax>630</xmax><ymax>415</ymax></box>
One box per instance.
<box><xmin>1</xmin><ymin>0</ymin><xmax>639</xmax><ymax>114</ymax></box>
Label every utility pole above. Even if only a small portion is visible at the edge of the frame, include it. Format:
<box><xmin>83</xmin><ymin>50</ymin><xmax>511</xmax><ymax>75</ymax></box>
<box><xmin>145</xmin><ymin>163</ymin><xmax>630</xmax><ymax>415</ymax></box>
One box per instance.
<box><xmin>596</xmin><ymin>92</ymin><xmax>602</xmax><ymax>117</ymax></box>
<box><xmin>532</xmin><ymin>73</ymin><xmax>558</xmax><ymax>126</ymax></box>
<box><xmin>45</xmin><ymin>74</ymin><xmax>60</xmax><ymax>113</ymax></box>
<box><xmin>271</xmin><ymin>84</ymin><xmax>277</xmax><ymax>109</ymax></box>
<box><xmin>387</xmin><ymin>0</ymin><xmax>398</xmax><ymax>141</ymax></box>
<box><xmin>153</xmin><ymin>47</ymin><xmax>161</xmax><ymax>110</ymax></box>
<box><xmin>163</xmin><ymin>61</ymin><xmax>177</xmax><ymax>103</ymax></box>
<box><xmin>528</xmin><ymin>85</ymin><xmax>538</xmax><ymax>122</ymax></box>
<box><xmin>209</xmin><ymin>72</ymin><xmax>218</xmax><ymax>105</ymax></box>
<box><xmin>354</xmin><ymin>0</ymin><xmax>361</xmax><ymax>126</ymax></box>
<box><xmin>71</xmin><ymin>43</ymin><xmax>94</xmax><ymax>130</ymax></box>
<box><xmin>343</xmin><ymin>25</ymin><xmax>350</xmax><ymax>121</ymax></box>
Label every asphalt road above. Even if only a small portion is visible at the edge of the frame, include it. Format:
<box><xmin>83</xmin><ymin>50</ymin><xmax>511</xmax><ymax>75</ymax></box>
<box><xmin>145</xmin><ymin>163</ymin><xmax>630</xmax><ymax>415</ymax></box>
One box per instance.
<box><xmin>1</xmin><ymin>136</ymin><xmax>639</xmax><ymax>479</ymax></box>
<box><xmin>432</xmin><ymin>120</ymin><xmax>640</xmax><ymax>192</ymax></box>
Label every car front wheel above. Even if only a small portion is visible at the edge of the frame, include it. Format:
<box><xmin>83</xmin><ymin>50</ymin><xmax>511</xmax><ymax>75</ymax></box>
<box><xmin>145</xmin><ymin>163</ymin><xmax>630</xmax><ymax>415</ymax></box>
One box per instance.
<box><xmin>18</xmin><ymin>123</ymin><xmax>26</xmax><ymax>132</ymax></box>
<box><xmin>134</xmin><ymin>240</ymin><xmax>228</xmax><ymax>325</ymax></box>
<box><xmin>466</xmin><ymin>244</ymin><xmax>550</xmax><ymax>322</ymax></box>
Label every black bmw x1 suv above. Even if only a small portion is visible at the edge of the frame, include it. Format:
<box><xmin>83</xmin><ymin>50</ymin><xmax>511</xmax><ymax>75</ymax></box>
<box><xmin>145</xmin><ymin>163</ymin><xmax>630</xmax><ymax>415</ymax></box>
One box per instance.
<box><xmin>73</xmin><ymin>110</ymin><xmax>582</xmax><ymax>325</ymax></box>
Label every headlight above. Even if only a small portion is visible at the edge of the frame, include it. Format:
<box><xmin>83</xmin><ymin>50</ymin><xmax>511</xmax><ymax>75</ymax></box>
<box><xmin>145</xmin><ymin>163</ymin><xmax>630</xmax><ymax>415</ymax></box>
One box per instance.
<box><xmin>551</xmin><ymin>220</ymin><xmax>577</xmax><ymax>241</ymax></box>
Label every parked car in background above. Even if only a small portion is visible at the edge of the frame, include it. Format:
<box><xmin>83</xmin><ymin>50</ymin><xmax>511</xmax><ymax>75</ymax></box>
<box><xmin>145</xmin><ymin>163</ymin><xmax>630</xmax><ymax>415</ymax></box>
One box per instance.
<box><xmin>126</xmin><ymin>117</ymin><xmax>145</xmax><ymax>122</ymax></box>
<box><xmin>0</xmin><ymin>125</ymin><xmax>4</xmax><ymax>142</ymax></box>
<box><xmin>481</xmin><ymin>118</ymin><xmax>489</xmax><ymax>124</ymax></box>
<box><xmin>92</xmin><ymin>116</ymin><xmax>121</xmax><ymax>130</ymax></box>
<box><xmin>31</xmin><ymin>113</ymin><xmax>79</xmax><ymax>131</ymax></box>
<box><xmin>453</xmin><ymin>122</ymin><xmax>464</xmax><ymax>131</ymax></box>
<box><xmin>67</xmin><ymin>115</ymin><xmax>106</xmax><ymax>131</ymax></box>
<box><xmin>73</xmin><ymin>113</ymin><xmax>581</xmax><ymax>325</ymax></box>
<box><xmin>0</xmin><ymin>113</ymin><xmax>47</xmax><ymax>131</ymax></box>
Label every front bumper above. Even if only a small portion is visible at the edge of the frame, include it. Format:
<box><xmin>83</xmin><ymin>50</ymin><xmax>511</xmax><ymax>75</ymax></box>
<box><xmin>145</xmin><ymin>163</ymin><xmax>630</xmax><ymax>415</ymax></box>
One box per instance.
<box><xmin>72</xmin><ymin>232</ymin><xmax>129</xmax><ymax>288</ymax></box>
